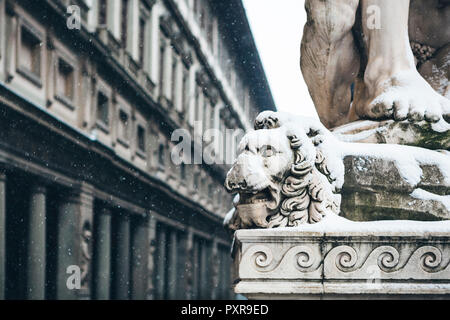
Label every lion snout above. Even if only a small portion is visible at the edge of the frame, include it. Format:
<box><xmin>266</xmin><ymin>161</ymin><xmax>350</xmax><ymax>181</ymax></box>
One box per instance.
<box><xmin>225</xmin><ymin>164</ymin><xmax>250</xmax><ymax>192</ymax></box>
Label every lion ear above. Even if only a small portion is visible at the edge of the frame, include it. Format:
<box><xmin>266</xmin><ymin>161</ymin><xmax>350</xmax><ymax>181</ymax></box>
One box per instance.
<box><xmin>254</xmin><ymin>119</ymin><xmax>264</xmax><ymax>130</ymax></box>
<box><xmin>254</xmin><ymin>115</ymin><xmax>280</xmax><ymax>130</ymax></box>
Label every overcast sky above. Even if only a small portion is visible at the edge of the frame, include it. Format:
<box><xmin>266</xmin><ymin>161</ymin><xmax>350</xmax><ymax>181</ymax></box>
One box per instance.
<box><xmin>242</xmin><ymin>0</ymin><xmax>318</xmax><ymax>118</ymax></box>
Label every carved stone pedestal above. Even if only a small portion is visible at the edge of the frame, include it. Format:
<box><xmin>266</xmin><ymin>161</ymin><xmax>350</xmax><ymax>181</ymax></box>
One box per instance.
<box><xmin>232</xmin><ymin>219</ymin><xmax>450</xmax><ymax>299</ymax></box>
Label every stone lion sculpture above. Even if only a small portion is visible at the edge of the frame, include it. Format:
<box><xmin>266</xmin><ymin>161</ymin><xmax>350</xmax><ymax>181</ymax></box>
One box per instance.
<box><xmin>224</xmin><ymin>112</ymin><xmax>341</xmax><ymax>230</ymax></box>
<box><xmin>224</xmin><ymin>111</ymin><xmax>450</xmax><ymax>230</ymax></box>
<box><xmin>301</xmin><ymin>0</ymin><xmax>450</xmax><ymax>128</ymax></box>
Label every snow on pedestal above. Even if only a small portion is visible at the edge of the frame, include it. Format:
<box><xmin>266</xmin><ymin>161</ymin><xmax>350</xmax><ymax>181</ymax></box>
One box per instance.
<box><xmin>232</xmin><ymin>214</ymin><xmax>450</xmax><ymax>299</ymax></box>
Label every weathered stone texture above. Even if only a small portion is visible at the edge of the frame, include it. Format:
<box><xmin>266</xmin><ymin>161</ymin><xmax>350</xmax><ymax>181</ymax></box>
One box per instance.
<box><xmin>341</xmin><ymin>155</ymin><xmax>450</xmax><ymax>222</ymax></box>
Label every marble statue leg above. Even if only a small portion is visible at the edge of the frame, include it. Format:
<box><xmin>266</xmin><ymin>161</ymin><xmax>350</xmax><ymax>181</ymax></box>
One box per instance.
<box><xmin>352</xmin><ymin>0</ymin><xmax>450</xmax><ymax>123</ymax></box>
<box><xmin>300</xmin><ymin>0</ymin><xmax>360</xmax><ymax>129</ymax></box>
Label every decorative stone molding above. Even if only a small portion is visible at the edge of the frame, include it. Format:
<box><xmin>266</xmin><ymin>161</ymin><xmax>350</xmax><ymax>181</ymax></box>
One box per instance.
<box><xmin>232</xmin><ymin>220</ymin><xmax>450</xmax><ymax>299</ymax></box>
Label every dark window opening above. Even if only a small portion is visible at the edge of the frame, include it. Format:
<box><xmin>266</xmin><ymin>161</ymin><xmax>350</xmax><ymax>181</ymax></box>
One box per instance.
<box><xmin>182</xmin><ymin>68</ymin><xmax>189</xmax><ymax>112</ymax></box>
<box><xmin>57</xmin><ymin>59</ymin><xmax>75</xmax><ymax>101</ymax></box>
<box><xmin>97</xmin><ymin>91</ymin><xmax>109</xmax><ymax>126</ymax></box>
<box><xmin>139</xmin><ymin>18</ymin><xmax>146</xmax><ymax>66</ymax></box>
<box><xmin>137</xmin><ymin>125</ymin><xmax>146</xmax><ymax>152</ymax></box>
<box><xmin>121</xmin><ymin>0</ymin><xmax>129</xmax><ymax>48</ymax></box>
<box><xmin>158</xmin><ymin>144</ymin><xmax>165</xmax><ymax>166</ymax></box>
<box><xmin>159</xmin><ymin>40</ymin><xmax>165</xmax><ymax>96</ymax></box>
<box><xmin>98</xmin><ymin>0</ymin><xmax>108</xmax><ymax>25</ymax></box>
<box><xmin>180</xmin><ymin>162</ymin><xmax>186</xmax><ymax>180</ymax></box>
<box><xmin>118</xmin><ymin>110</ymin><xmax>130</xmax><ymax>142</ymax></box>
<box><xmin>171</xmin><ymin>56</ymin><xmax>177</xmax><ymax>103</ymax></box>
<box><xmin>20</xmin><ymin>26</ymin><xmax>42</xmax><ymax>78</ymax></box>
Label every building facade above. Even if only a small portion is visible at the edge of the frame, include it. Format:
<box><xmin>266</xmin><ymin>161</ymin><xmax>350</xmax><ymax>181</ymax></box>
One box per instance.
<box><xmin>0</xmin><ymin>0</ymin><xmax>275</xmax><ymax>299</ymax></box>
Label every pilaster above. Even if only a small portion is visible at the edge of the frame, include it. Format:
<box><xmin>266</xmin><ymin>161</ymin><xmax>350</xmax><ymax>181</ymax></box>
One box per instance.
<box><xmin>93</xmin><ymin>207</ymin><xmax>112</xmax><ymax>299</ymax></box>
<box><xmin>26</xmin><ymin>184</ymin><xmax>47</xmax><ymax>300</ymax></box>
<box><xmin>0</xmin><ymin>172</ymin><xmax>6</xmax><ymax>300</ymax></box>
<box><xmin>130</xmin><ymin>215</ymin><xmax>149</xmax><ymax>300</ymax></box>
<box><xmin>112</xmin><ymin>211</ymin><xmax>130</xmax><ymax>300</ymax></box>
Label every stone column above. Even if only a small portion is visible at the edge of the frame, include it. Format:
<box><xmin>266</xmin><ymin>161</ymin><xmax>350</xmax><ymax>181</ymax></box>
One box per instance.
<box><xmin>192</xmin><ymin>236</ymin><xmax>200</xmax><ymax>299</ymax></box>
<box><xmin>210</xmin><ymin>239</ymin><xmax>219</xmax><ymax>300</ymax></box>
<box><xmin>155</xmin><ymin>224</ymin><xmax>166</xmax><ymax>299</ymax></box>
<box><xmin>146</xmin><ymin>214</ymin><xmax>157</xmax><ymax>299</ymax></box>
<box><xmin>107</xmin><ymin>0</ymin><xmax>121</xmax><ymax>39</ymax></box>
<box><xmin>26</xmin><ymin>185</ymin><xmax>47</xmax><ymax>300</ymax></box>
<box><xmin>213</xmin><ymin>104</ymin><xmax>223</xmax><ymax>157</ymax></box>
<box><xmin>196</xmin><ymin>89</ymin><xmax>204</xmax><ymax>133</ymax></box>
<box><xmin>130</xmin><ymin>215</ymin><xmax>149</xmax><ymax>300</ymax></box>
<box><xmin>184</xmin><ymin>228</ymin><xmax>194</xmax><ymax>300</ymax></box>
<box><xmin>55</xmin><ymin>188</ymin><xmax>94</xmax><ymax>300</ymax></box>
<box><xmin>217</xmin><ymin>248</ymin><xmax>225</xmax><ymax>299</ymax></box>
<box><xmin>128</xmin><ymin>0</ymin><xmax>140</xmax><ymax>60</ymax></box>
<box><xmin>199</xmin><ymin>240</ymin><xmax>209</xmax><ymax>299</ymax></box>
<box><xmin>203</xmin><ymin>99</ymin><xmax>210</xmax><ymax>133</ymax></box>
<box><xmin>85</xmin><ymin>0</ymin><xmax>97</xmax><ymax>32</ymax></box>
<box><xmin>0</xmin><ymin>0</ymin><xmax>3</xmax><ymax>59</ymax></box>
<box><xmin>148</xmin><ymin>7</ymin><xmax>160</xmax><ymax>84</ymax></box>
<box><xmin>0</xmin><ymin>173</ymin><xmax>6</xmax><ymax>300</ymax></box>
<box><xmin>167</xmin><ymin>229</ymin><xmax>178</xmax><ymax>299</ymax></box>
<box><xmin>187</xmin><ymin>65</ymin><xmax>197</xmax><ymax>128</ymax></box>
<box><xmin>113</xmin><ymin>212</ymin><xmax>130</xmax><ymax>300</ymax></box>
<box><xmin>56</xmin><ymin>192</ymin><xmax>80</xmax><ymax>300</ymax></box>
<box><xmin>93</xmin><ymin>207</ymin><xmax>112</xmax><ymax>300</ymax></box>
<box><xmin>222</xmin><ymin>120</ymin><xmax>229</xmax><ymax>164</ymax></box>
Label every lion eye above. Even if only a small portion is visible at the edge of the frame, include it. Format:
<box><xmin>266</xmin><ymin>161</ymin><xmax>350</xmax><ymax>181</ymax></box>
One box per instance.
<box><xmin>260</xmin><ymin>145</ymin><xmax>275</xmax><ymax>157</ymax></box>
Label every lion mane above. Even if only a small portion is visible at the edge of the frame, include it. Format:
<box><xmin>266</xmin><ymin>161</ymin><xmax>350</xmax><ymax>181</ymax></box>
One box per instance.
<box><xmin>255</xmin><ymin>117</ymin><xmax>340</xmax><ymax>228</ymax></box>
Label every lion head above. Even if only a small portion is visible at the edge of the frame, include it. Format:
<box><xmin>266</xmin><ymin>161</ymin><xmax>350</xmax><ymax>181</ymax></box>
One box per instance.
<box><xmin>224</xmin><ymin>112</ymin><xmax>341</xmax><ymax>230</ymax></box>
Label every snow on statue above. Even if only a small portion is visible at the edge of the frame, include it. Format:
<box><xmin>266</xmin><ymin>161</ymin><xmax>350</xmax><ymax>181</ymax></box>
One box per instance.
<box><xmin>224</xmin><ymin>112</ymin><xmax>450</xmax><ymax>230</ymax></box>
<box><xmin>224</xmin><ymin>0</ymin><xmax>450</xmax><ymax>230</ymax></box>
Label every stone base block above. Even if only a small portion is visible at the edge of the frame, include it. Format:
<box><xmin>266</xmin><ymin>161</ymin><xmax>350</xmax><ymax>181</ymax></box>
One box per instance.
<box><xmin>232</xmin><ymin>220</ymin><xmax>450</xmax><ymax>299</ymax></box>
<box><xmin>341</xmin><ymin>155</ymin><xmax>450</xmax><ymax>221</ymax></box>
